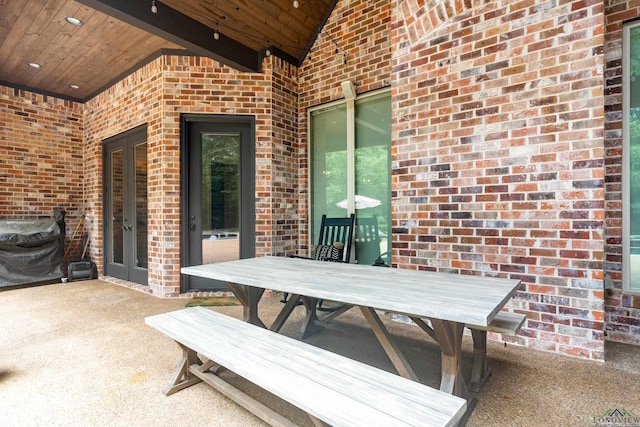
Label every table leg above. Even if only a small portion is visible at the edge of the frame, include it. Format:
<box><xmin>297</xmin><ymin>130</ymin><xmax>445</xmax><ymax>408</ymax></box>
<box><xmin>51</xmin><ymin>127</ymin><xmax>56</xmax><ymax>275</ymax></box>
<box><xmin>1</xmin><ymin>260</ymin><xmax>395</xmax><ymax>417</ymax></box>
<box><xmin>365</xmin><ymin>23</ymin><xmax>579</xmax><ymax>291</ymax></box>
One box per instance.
<box><xmin>270</xmin><ymin>294</ymin><xmax>302</xmax><ymax>332</ymax></box>
<box><xmin>429</xmin><ymin>319</ymin><xmax>470</xmax><ymax>399</ymax></box>
<box><xmin>225</xmin><ymin>282</ymin><xmax>266</xmax><ymax>328</ymax></box>
<box><xmin>410</xmin><ymin>316</ymin><xmax>438</xmax><ymax>342</ymax></box>
<box><xmin>359</xmin><ymin>306</ymin><xmax>419</xmax><ymax>382</ymax></box>
<box><xmin>298</xmin><ymin>296</ymin><xmax>320</xmax><ymax>339</ymax></box>
<box><xmin>469</xmin><ymin>329</ymin><xmax>490</xmax><ymax>392</ymax></box>
<box><xmin>317</xmin><ymin>303</ymin><xmax>353</xmax><ymax>323</ymax></box>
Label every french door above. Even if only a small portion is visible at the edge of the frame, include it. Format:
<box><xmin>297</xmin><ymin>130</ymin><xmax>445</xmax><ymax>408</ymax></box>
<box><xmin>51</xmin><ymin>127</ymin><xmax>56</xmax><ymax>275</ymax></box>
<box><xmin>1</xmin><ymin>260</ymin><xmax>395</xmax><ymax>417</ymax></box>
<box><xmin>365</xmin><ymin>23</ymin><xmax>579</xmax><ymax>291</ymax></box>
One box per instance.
<box><xmin>181</xmin><ymin>115</ymin><xmax>255</xmax><ymax>292</ymax></box>
<box><xmin>103</xmin><ymin>126</ymin><xmax>148</xmax><ymax>285</ymax></box>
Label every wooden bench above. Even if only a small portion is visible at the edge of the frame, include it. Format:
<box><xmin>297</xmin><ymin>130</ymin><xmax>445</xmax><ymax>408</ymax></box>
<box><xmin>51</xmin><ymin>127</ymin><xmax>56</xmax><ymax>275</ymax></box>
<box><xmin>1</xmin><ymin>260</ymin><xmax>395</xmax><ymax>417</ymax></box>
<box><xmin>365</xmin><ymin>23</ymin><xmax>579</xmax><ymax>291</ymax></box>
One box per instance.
<box><xmin>146</xmin><ymin>307</ymin><xmax>467</xmax><ymax>427</ymax></box>
<box><xmin>466</xmin><ymin>311</ymin><xmax>526</xmax><ymax>336</ymax></box>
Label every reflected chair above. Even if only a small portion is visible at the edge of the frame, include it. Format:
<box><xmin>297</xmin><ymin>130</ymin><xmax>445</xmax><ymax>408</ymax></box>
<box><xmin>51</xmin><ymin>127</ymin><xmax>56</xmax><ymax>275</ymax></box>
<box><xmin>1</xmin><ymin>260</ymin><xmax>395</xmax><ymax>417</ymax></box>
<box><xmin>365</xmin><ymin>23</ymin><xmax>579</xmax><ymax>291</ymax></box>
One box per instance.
<box><xmin>355</xmin><ymin>214</ymin><xmax>392</xmax><ymax>267</ymax></box>
<box><xmin>354</xmin><ymin>215</ymin><xmax>381</xmax><ymax>265</ymax></box>
<box><xmin>281</xmin><ymin>213</ymin><xmax>355</xmax><ymax>304</ymax></box>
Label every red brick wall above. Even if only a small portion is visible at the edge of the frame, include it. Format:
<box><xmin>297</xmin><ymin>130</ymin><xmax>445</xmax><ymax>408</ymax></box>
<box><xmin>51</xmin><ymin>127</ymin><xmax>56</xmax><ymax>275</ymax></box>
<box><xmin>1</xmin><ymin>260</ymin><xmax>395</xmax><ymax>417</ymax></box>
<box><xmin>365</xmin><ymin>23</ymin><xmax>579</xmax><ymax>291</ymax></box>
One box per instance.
<box><xmin>83</xmin><ymin>55</ymin><xmax>294</xmax><ymax>296</ymax></box>
<box><xmin>603</xmin><ymin>2</ymin><xmax>640</xmax><ymax>345</ymax></box>
<box><xmin>0</xmin><ymin>85</ymin><xmax>84</xmax><ymax>241</ymax></box>
<box><xmin>297</xmin><ymin>0</ymin><xmax>611</xmax><ymax>359</ymax></box>
<box><xmin>269</xmin><ymin>59</ymin><xmax>301</xmax><ymax>256</ymax></box>
<box><xmin>391</xmin><ymin>1</ymin><xmax>606</xmax><ymax>359</ymax></box>
<box><xmin>83</xmin><ymin>60</ymin><xmax>164</xmax><ymax>293</ymax></box>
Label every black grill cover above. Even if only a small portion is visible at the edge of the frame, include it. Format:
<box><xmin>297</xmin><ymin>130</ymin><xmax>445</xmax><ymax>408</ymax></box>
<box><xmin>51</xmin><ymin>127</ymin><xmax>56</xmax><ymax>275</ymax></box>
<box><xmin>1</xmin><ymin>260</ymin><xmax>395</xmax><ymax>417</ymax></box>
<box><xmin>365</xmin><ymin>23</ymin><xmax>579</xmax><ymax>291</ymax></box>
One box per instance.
<box><xmin>0</xmin><ymin>217</ymin><xmax>64</xmax><ymax>286</ymax></box>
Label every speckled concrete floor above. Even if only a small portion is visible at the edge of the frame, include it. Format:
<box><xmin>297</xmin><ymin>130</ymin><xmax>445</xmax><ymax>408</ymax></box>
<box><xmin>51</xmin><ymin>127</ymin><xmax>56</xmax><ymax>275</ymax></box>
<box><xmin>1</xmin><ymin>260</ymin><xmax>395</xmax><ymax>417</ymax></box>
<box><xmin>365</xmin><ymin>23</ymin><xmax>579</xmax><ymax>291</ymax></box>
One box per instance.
<box><xmin>1</xmin><ymin>280</ymin><xmax>638</xmax><ymax>427</ymax></box>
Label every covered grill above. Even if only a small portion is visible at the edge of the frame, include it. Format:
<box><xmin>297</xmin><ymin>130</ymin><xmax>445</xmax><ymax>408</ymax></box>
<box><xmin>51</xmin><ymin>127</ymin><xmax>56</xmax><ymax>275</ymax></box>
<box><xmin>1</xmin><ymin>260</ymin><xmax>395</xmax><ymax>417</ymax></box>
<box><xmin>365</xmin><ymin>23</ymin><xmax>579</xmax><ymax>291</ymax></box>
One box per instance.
<box><xmin>0</xmin><ymin>210</ymin><xmax>65</xmax><ymax>287</ymax></box>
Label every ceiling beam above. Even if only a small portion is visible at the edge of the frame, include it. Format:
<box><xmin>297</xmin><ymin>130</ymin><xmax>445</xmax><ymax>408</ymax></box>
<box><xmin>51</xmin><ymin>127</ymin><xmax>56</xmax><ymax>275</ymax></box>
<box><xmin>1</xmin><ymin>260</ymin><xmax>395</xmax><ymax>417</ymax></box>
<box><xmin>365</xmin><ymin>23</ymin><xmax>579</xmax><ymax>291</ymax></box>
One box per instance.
<box><xmin>76</xmin><ymin>0</ymin><xmax>262</xmax><ymax>72</ymax></box>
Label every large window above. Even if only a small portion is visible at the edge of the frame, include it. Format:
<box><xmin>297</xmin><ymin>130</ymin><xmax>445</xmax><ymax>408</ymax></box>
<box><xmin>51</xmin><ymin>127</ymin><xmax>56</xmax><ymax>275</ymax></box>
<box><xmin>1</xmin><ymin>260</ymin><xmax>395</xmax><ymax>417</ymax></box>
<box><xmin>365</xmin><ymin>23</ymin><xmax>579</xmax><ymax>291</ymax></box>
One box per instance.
<box><xmin>309</xmin><ymin>89</ymin><xmax>391</xmax><ymax>266</ymax></box>
<box><xmin>623</xmin><ymin>21</ymin><xmax>640</xmax><ymax>294</ymax></box>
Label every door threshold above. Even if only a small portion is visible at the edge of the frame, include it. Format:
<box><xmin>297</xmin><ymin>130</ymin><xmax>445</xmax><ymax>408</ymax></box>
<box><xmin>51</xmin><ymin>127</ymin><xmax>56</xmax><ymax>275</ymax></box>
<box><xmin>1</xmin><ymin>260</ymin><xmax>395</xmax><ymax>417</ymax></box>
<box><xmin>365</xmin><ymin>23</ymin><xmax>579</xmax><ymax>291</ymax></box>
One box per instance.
<box><xmin>101</xmin><ymin>275</ymin><xmax>151</xmax><ymax>294</ymax></box>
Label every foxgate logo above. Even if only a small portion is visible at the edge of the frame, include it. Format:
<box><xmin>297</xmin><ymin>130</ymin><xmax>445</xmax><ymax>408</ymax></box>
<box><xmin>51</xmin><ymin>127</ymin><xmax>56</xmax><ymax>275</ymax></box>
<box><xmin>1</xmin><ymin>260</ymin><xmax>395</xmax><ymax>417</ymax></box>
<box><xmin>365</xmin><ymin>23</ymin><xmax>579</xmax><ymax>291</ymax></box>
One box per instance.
<box><xmin>593</xmin><ymin>408</ymin><xmax>640</xmax><ymax>427</ymax></box>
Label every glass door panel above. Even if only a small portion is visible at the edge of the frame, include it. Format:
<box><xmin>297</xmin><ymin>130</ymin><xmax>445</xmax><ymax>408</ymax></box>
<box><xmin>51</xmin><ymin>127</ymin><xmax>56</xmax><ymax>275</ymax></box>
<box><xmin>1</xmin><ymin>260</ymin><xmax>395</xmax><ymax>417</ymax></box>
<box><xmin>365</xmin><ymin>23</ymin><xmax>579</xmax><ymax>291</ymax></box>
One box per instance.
<box><xmin>111</xmin><ymin>149</ymin><xmax>124</xmax><ymax>265</ymax></box>
<box><xmin>182</xmin><ymin>116</ymin><xmax>255</xmax><ymax>292</ymax></box>
<box><xmin>201</xmin><ymin>133</ymin><xmax>240</xmax><ymax>265</ymax></box>
<box><xmin>310</xmin><ymin>104</ymin><xmax>348</xmax><ymax>246</ymax></box>
<box><xmin>135</xmin><ymin>142</ymin><xmax>148</xmax><ymax>269</ymax></box>
<box><xmin>309</xmin><ymin>90</ymin><xmax>391</xmax><ymax>265</ymax></box>
<box><xmin>355</xmin><ymin>92</ymin><xmax>391</xmax><ymax>266</ymax></box>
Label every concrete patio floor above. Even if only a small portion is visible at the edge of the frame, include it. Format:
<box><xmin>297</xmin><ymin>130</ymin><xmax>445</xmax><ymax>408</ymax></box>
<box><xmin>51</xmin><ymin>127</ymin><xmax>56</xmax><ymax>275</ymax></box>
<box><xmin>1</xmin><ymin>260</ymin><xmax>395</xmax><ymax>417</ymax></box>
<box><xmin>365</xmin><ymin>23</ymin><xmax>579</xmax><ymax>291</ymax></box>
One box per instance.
<box><xmin>1</xmin><ymin>279</ymin><xmax>639</xmax><ymax>427</ymax></box>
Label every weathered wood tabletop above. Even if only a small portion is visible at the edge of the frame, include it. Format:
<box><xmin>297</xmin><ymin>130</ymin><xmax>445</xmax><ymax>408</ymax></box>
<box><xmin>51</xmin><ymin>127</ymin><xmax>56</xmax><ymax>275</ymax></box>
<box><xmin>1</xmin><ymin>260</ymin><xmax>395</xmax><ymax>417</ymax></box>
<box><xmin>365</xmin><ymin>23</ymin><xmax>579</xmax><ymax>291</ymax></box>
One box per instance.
<box><xmin>182</xmin><ymin>256</ymin><xmax>521</xmax><ymax>399</ymax></box>
<box><xmin>182</xmin><ymin>256</ymin><xmax>520</xmax><ymax>326</ymax></box>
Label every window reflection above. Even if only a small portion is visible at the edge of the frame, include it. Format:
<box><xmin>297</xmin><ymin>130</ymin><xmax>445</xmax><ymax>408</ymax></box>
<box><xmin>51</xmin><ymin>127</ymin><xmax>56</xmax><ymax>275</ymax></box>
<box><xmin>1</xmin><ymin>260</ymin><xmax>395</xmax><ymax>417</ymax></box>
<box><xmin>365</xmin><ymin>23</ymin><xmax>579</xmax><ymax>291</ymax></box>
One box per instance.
<box><xmin>201</xmin><ymin>133</ymin><xmax>240</xmax><ymax>264</ymax></box>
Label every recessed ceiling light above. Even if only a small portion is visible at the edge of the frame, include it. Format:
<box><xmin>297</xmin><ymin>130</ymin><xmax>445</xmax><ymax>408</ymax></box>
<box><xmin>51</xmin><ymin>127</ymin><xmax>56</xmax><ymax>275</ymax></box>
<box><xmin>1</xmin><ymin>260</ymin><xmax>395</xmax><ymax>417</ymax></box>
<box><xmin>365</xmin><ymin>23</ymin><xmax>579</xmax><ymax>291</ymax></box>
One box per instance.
<box><xmin>65</xmin><ymin>17</ymin><xmax>83</xmax><ymax>26</ymax></box>
<box><xmin>69</xmin><ymin>84</ymin><xmax>80</xmax><ymax>90</ymax></box>
<box><xmin>28</xmin><ymin>63</ymin><xmax>41</xmax><ymax>69</ymax></box>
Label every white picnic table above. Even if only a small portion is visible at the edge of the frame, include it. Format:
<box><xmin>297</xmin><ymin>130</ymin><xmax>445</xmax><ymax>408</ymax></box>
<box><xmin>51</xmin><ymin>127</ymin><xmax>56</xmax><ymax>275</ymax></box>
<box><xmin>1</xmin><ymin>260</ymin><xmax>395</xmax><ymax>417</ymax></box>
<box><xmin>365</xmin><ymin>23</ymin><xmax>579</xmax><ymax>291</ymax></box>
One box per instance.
<box><xmin>181</xmin><ymin>256</ymin><xmax>521</xmax><ymax>400</ymax></box>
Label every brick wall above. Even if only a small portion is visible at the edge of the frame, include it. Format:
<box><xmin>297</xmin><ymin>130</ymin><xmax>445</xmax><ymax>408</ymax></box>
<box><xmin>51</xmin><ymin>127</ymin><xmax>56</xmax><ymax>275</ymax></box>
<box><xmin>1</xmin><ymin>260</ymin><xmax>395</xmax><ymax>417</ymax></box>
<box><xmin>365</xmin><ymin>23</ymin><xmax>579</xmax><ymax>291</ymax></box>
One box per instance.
<box><xmin>603</xmin><ymin>1</ymin><xmax>640</xmax><ymax>345</ymax></box>
<box><xmin>269</xmin><ymin>58</ymin><xmax>301</xmax><ymax>256</ymax></box>
<box><xmin>83</xmin><ymin>59</ymin><xmax>164</xmax><ymax>293</ymax></box>
<box><xmin>297</xmin><ymin>0</ymin><xmax>612</xmax><ymax>359</ymax></box>
<box><xmin>0</xmin><ymin>85</ymin><xmax>84</xmax><ymax>242</ymax></box>
<box><xmin>391</xmin><ymin>0</ymin><xmax>606</xmax><ymax>360</ymax></box>
<box><xmin>83</xmin><ymin>54</ymin><xmax>294</xmax><ymax>296</ymax></box>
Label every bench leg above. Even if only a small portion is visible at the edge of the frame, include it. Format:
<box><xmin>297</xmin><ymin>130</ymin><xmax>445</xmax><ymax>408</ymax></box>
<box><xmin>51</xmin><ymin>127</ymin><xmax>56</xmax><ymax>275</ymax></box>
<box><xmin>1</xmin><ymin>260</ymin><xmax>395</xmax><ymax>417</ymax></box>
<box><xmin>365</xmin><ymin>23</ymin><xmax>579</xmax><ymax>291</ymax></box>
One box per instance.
<box><xmin>162</xmin><ymin>343</ymin><xmax>298</xmax><ymax>427</ymax></box>
<box><xmin>163</xmin><ymin>343</ymin><xmax>203</xmax><ymax>396</ymax></box>
<box><xmin>469</xmin><ymin>329</ymin><xmax>491</xmax><ymax>392</ymax></box>
<box><xmin>196</xmin><ymin>357</ymin><xmax>223</xmax><ymax>374</ymax></box>
<box><xmin>186</xmin><ymin>364</ymin><xmax>299</xmax><ymax>427</ymax></box>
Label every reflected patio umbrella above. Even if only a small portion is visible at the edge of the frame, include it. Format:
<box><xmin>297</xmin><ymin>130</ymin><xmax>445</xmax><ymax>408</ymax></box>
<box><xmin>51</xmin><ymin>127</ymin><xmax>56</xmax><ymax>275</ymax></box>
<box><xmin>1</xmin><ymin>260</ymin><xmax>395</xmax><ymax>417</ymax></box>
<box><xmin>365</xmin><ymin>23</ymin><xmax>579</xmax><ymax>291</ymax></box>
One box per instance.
<box><xmin>336</xmin><ymin>195</ymin><xmax>381</xmax><ymax>210</ymax></box>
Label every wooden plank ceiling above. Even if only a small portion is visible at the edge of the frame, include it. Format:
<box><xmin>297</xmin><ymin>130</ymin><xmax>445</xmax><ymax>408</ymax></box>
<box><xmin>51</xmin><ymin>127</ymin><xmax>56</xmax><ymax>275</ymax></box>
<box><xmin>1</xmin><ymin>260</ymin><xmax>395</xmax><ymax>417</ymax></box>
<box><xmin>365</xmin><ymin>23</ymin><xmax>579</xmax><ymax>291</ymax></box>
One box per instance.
<box><xmin>0</xmin><ymin>0</ymin><xmax>336</xmax><ymax>102</ymax></box>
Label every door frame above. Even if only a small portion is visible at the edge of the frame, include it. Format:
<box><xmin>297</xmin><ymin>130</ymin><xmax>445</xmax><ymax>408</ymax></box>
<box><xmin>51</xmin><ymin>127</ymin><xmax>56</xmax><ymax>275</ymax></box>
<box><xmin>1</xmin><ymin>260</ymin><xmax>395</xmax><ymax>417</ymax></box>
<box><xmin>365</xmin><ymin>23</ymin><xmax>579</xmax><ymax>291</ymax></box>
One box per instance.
<box><xmin>102</xmin><ymin>124</ymin><xmax>148</xmax><ymax>285</ymax></box>
<box><xmin>180</xmin><ymin>114</ymin><xmax>256</xmax><ymax>292</ymax></box>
